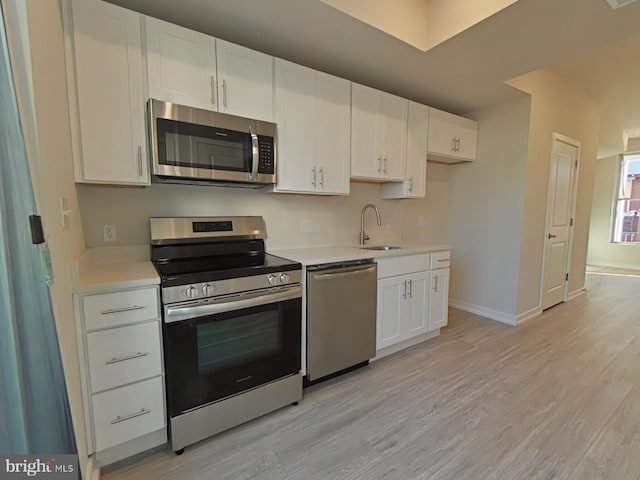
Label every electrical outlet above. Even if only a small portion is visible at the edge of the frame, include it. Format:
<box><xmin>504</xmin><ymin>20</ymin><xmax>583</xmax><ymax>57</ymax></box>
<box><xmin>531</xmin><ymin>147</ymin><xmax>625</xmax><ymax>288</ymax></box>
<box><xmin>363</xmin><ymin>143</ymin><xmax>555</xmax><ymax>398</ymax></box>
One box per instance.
<box><xmin>103</xmin><ymin>224</ymin><xmax>116</xmax><ymax>242</ymax></box>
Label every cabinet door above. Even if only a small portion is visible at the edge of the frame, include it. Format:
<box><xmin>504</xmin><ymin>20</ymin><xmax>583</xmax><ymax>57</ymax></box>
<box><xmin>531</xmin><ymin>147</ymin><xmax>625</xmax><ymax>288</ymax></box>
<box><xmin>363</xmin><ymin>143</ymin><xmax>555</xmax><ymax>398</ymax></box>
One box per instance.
<box><xmin>216</xmin><ymin>40</ymin><xmax>274</xmax><ymax>122</ymax></box>
<box><xmin>145</xmin><ymin>17</ymin><xmax>217</xmax><ymax>111</ymax></box>
<box><xmin>71</xmin><ymin>0</ymin><xmax>148</xmax><ymax>185</ymax></box>
<box><xmin>429</xmin><ymin>268</ymin><xmax>450</xmax><ymax>331</ymax></box>
<box><xmin>405</xmin><ymin>102</ymin><xmax>428</xmax><ymax>197</ymax></box>
<box><xmin>456</xmin><ymin>119</ymin><xmax>478</xmax><ymax>160</ymax></box>
<box><xmin>316</xmin><ymin>71</ymin><xmax>350</xmax><ymax>195</ymax></box>
<box><xmin>380</xmin><ymin>92</ymin><xmax>408</xmax><ymax>181</ymax></box>
<box><xmin>428</xmin><ymin>108</ymin><xmax>478</xmax><ymax>162</ymax></box>
<box><xmin>427</xmin><ymin>108</ymin><xmax>457</xmax><ymax>157</ymax></box>
<box><xmin>376</xmin><ymin>276</ymin><xmax>405</xmax><ymax>350</ymax></box>
<box><xmin>382</xmin><ymin>101</ymin><xmax>427</xmax><ymax>199</ymax></box>
<box><xmin>351</xmin><ymin>83</ymin><xmax>382</xmax><ymax>180</ymax></box>
<box><xmin>274</xmin><ymin>59</ymin><xmax>317</xmax><ymax>193</ymax></box>
<box><xmin>405</xmin><ymin>271</ymin><xmax>430</xmax><ymax>338</ymax></box>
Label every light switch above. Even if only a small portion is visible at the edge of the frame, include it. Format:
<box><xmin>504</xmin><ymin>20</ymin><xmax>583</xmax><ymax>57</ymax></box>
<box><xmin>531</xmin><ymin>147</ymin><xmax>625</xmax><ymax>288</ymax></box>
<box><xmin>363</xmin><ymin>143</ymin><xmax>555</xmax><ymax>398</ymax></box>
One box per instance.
<box><xmin>60</xmin><ymin>197</ymin><xmax>71</xmax><ymax>230</ymax></box>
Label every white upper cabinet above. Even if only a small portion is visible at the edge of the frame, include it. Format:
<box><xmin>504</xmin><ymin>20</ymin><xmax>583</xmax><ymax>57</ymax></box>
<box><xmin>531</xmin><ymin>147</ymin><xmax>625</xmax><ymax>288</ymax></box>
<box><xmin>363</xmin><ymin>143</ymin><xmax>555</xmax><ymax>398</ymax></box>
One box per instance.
<box><xmin>427</xmin><ymin>108</ymin><xmax>478</xmax><ymax>163</ymax></box>
<box><xmin>145</xmin><ymin>20</ymin><xmax>274</xmax><ymax>121</ymax></box>
<box><xmin>216</xmin><ymin>40</ymin><xmax>274</xmax><ymax>122</ymax></box>
<box><xmin>351</xmin><ymin>83</ymin><xmax>407</xmax><ymax>182</ymax></box>
<box><xmin>274</xmin><ymin>59</ymin><xmax>350</xmax><ymax>195</ymax></box>
<box><xmin>69</xmin><ymin>0</ymin><xmax>149</xmax><ymax>185</ymax></box>
<box><xmin>383</xmin><ymin>101</ymin><xmax>428</xmax><ymax>199</ymax></box>
<box><xmin>145</xmin><ymin>17</ymin><xmax>217</xmax><ymax>111</ymax></box>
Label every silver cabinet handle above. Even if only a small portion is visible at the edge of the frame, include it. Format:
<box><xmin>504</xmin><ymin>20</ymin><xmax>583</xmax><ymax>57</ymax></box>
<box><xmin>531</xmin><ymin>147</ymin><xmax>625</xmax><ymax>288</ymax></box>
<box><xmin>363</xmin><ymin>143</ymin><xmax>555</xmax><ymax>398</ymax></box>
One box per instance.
<box><xmin>105</xmin><ymin>352</ymin><xmax>149</xmax><ymax>365</ymax></box>
<box><xmin>383</xmin><ymin>157</ymin><xmax>388</xmax><ymax>174</ymax></box>
<box><xmin>248</xmin><ymin>125</ymin><xmax>259</xmax><ymax>181</ymax></box>
<box><xmin>110</xmin><ymin>408</ymin><xmax>151</xmax><ymax>425</ymax></box>
<box><xmin>451</xmin><ymin>138</ymin><xmax>456</xmax><ymax>152</ymax></box>
<box><xmin>137</xmin><ymin>146</ymin><xmax>143</xmax><ymax>177</ymax></box>
<box><xmin>101</xmin><ymin>305</ymin><xmax>145</xmax><ymax>315</ymax></box>
<box><xmin>222</xmin><ymin>78</ymin><xmax>228</xmax><ymax>108</ymax></box>
<box><xmin>319</xmin><ymin>167</ymin><xmax>324</xmax><ymax>188</ymax></box>
<box><xmin>408</xmin><ymin>279</ymin><xmax>413</xmax><ymax>298</ymax></box>
<box><xmin>210</xmin><ymin>75</ymin><xmax>216</xmax><ymax>106</ymax></box>
<box><xmin>433</xmin><ymin>275</ymin><xmax>438</xmax><ymax>292</ymax></box>
<box><xmin>403</xmin><ymin>280</ymin><xmax>407</xmax><ymax>300</ymax></box>
<box><xmin>312</xmin><ymin>166</ymin><xmax>317</xmax><ymax>187</ymax></box>
<box><xmin>408</xmin><ymin>177</ymin><xmax>413</xmax><ymax>192</ymax></box>
<box><xmin>438</xmin><ymin>258</ymin><xmax>449</xmax><ymax>262</ymax></box>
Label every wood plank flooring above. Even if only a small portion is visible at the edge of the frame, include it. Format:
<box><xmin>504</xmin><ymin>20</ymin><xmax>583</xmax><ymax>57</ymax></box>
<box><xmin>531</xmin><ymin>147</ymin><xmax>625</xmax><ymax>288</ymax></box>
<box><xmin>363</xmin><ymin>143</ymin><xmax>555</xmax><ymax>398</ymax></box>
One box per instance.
<box><xmin>103</xmin><ymin>273</ymin><xmax>640</xmax><ymax>480</ymax></box>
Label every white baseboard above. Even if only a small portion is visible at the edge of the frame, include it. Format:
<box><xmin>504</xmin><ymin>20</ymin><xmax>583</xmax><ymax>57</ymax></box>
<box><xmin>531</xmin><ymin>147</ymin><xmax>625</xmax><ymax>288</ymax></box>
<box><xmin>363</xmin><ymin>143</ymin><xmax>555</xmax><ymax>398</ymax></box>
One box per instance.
<box><xmin>448</xmin><ymin>299</ymin><xmax>517</xmax><ymax>326</ymax></box>
<box><xmin>515</xmin><ymin>306</ymin><xmax>542</xmax><ymax>325</ymax></box>
<box><xmin>568</xmin><ymin>288</ymin><xmax>587</xmax><ymax>301</ymax></box>
<box><xmin>587</xmin><ymin>260</ymin><xmax>640</xmax><ymax>271</ymax></box>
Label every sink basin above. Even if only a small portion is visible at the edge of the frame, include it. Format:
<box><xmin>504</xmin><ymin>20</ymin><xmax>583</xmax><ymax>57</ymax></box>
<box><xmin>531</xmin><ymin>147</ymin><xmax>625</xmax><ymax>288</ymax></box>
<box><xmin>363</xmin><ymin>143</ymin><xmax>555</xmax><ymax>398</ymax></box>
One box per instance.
<box><xmin>358</xmin><ymin>245</ymin><xmax>403</xmax><ymax>251</ymax></box>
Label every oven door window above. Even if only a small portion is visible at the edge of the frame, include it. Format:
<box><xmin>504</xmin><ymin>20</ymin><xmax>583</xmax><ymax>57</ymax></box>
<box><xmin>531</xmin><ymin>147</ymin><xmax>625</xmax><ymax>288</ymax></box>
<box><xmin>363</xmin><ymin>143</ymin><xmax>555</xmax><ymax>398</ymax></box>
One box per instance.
<box><xmin>197</xmin><ymin>309</ymin><xmax>280</xmax><ymax>374</ymax></box>
<box><xmin>156</xmin><ymin>118</ymin><xmax>251</xmax><ymax>172</ymax></box>
<box><xmin>164</xmin><ymin>298</ymin><xmax>301</xmax><ymax>416</ymax></box>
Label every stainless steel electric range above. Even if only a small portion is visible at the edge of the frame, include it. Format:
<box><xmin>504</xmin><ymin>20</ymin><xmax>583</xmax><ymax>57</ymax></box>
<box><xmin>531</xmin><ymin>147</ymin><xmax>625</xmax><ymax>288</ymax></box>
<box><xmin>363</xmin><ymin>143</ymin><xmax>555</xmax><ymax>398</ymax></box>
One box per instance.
<box><xmin>150</xmin><ymin>216</ymin><xmax>302</xmax><ymax>453</ymax></box>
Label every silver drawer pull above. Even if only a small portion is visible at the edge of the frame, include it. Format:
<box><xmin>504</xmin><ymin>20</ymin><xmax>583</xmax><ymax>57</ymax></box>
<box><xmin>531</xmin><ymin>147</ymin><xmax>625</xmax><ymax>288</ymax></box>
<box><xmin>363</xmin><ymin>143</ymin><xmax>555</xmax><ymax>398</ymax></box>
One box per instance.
<box><xmin>105</xmin><ymin>352</ymin><xmax>149</xmax><ymax>365</ymax></box>
<box><xmin>438</xmin><ymin>259</ymin><xmax>449</xmax><ymax>262</ymax></box>
<box><xmin>101</xmin><ymin>305</ymin><xmax>145</xmax><ymax>315</ymax></box>
<box><xmin>110</xmin><ymin>408</ymin><xmax>151</xmax><ymax>425</ymax></box>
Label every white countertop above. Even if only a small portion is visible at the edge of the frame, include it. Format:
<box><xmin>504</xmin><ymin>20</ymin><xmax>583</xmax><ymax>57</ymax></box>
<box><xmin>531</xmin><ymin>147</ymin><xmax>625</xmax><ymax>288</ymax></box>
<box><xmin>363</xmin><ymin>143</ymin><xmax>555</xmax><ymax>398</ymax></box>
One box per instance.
<box><xmin>271</xmin><ymin>243</ymin><xmax>451</xmax><ymax>266</ymax></box>
<box><xmin>71</xmin><ymin>247</ymin><xmax>160</xmax><ymax>294</ymax></box>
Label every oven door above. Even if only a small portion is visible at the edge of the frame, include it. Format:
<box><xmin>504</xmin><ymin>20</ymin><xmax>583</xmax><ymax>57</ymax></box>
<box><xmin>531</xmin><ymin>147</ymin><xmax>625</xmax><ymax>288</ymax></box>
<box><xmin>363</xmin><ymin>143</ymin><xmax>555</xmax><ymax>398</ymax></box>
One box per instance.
<box><xmin>163</xmin><ymin>286</ymin><xmax>301</xmax><ymax>417</ymax></box>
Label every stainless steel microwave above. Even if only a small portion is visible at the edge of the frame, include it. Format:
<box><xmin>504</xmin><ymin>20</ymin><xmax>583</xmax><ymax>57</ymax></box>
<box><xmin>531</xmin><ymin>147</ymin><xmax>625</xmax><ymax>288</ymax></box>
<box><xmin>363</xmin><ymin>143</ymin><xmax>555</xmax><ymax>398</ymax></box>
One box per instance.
<box><xmin>148</xmin><ymin>99</ymin><xmax>277</xmax><ymax>187</ymax></box>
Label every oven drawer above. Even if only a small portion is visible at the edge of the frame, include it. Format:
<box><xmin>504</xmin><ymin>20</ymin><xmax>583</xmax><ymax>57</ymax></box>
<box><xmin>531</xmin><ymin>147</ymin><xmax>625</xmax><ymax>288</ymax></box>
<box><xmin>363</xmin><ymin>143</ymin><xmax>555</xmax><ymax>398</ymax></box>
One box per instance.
<box><xmin>83</xmin><ymin>288</ymin><xmax>159</xmax><ymax>331</ymax></box>
<box><xmin>92</xmin><ymin>376</ymin><xmax>165</xmax><ymax>451</ymax></box>
<box><xmin>87</xmin><ymin>321</ymin><xmax>162</xmax><ymax>392</ymax></box>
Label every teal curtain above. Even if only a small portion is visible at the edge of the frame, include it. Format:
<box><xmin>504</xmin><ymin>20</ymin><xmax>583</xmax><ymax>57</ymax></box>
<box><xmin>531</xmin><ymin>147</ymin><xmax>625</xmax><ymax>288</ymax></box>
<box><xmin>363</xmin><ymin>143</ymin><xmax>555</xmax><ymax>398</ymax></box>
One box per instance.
<box><xmin>0</xmin><ymin>4</ymin><xmax>76</xmax><ymax>454</ymax></box>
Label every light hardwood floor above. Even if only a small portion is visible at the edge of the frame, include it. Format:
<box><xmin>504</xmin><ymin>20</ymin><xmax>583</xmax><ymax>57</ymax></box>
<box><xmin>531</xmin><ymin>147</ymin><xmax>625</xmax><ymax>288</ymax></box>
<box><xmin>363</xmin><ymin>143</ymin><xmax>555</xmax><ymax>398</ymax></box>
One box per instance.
<box><xmin>104</xmin><ymin>273</ymin><xmax>640</xmax><ymax>480</ymax></box>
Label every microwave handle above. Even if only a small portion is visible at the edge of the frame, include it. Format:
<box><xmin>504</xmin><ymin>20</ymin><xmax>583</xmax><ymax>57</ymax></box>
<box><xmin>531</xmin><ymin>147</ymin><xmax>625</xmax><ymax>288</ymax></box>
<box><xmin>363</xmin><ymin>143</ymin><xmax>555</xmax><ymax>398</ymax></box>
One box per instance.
<box><xmin>249</xmin><ymin>126</ymin><xmax>259</xmax><ymax>181</ymax></box>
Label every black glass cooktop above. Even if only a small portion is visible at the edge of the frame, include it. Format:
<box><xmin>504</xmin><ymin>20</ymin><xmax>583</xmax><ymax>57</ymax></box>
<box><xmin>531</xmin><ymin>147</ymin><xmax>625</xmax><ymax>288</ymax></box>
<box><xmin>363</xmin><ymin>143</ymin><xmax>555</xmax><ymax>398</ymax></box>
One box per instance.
<box><xmin>153</xmin><ymin>252</ymin><xmax>300</xmax><ymax>287</ymax></box>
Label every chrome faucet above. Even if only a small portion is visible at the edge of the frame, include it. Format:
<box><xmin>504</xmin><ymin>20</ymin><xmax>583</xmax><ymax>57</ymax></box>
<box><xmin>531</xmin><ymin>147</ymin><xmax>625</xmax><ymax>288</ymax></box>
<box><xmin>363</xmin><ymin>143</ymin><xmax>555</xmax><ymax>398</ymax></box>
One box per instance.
<box><xmin>360</xmin><ymin>204</ymin><xmax>382</xmax><ymax>245</ymax></box>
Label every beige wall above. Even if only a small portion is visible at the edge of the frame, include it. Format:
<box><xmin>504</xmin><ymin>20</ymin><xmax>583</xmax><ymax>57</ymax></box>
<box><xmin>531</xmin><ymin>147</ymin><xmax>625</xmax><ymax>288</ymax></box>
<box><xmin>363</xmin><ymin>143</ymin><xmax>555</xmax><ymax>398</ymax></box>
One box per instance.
<box><xmin>508</xmin><ymin>68</ymin><xmax>600</xmax><ymax>316</ymax></box>
<box><xmin>8</xmin><ymin>0</ymin><xmax>89</xmax><ymax>471</ymax></box>
<box><xmin>448</xmin><ymin>96</ymin><xmax>531</xmax><ymax>319</ymax></box>
<box><xmin>77</xmin><ymin>166</ymin><xmax>453</xmax><ymax>251</ymax></box>
<box><xmin>587</xmin><ymin>154</ymin><xmax>640</xmax><ymax>268</ymax></box>
<box><xmin>320</xmin><ymin>0</ymin><xmax>429</xmax><ymax>50</ymax></box>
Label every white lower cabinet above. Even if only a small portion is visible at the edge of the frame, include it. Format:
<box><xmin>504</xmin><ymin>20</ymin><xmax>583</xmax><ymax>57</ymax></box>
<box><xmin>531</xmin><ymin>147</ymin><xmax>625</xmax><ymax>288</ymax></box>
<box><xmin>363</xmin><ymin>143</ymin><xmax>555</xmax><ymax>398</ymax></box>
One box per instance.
<box><xmin>75</xmin><ymin>285</ymin><xmax>166</xmax><ymax>465</ymax></box>
<box><xmin>376</xmin><ymin>252</ymin><xmax>450</xmax><ymax>355</ymax></box>
<box><xmin>376</xmin><ymin>271</ymin><xmax>429</xmax><ymax>350</ymax></box>
<box><xmin>92</xmin><ymin>376</ymin><xmax>165</xmax><ymax>451</ymax></box>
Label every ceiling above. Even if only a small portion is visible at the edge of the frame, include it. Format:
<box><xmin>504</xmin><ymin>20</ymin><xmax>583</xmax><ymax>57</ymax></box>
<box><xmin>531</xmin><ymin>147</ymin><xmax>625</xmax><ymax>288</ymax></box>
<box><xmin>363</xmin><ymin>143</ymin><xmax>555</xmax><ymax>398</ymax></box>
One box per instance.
<box><xmin>107</xmin><ymin>0</ymin><xmax>640</xmax><ymax>143</ymax></box>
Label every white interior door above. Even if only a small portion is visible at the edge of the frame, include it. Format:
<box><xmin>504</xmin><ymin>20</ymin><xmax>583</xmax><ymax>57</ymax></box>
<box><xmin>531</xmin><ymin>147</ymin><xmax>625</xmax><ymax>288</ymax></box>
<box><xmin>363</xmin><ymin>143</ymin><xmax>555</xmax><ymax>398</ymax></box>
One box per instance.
<box><xmin>541</xmin><ymin>135</ymin><xmax>579</xmax><ymax>310</ymax></box>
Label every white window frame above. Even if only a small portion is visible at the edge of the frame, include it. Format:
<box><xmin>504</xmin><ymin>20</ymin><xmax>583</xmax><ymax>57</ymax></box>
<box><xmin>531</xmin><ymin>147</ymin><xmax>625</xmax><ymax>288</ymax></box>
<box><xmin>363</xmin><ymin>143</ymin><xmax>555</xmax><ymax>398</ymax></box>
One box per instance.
<box><xmin>612</xmin><ymin>153</ymin><xmax>640</xmax><ymax>244</ymax></box>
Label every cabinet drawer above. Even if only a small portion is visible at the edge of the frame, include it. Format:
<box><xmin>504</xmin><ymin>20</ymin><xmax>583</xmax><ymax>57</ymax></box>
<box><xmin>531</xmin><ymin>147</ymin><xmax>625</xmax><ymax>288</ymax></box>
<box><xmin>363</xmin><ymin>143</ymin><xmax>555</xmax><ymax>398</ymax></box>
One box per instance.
<box><xmin>87</xmin><ymin>322</ymin><xmax>162</xmax><ymax>392</ymax></box>
<box><xmin>92</xmin><ymin>376</ymin><xmax>165</xmax><ymax>451</ymax></box>
<box><xmin>377</xmin><ymin>254</ymin><xmax>430</xmax><ymax>278</ymax></box>
<box><xmin>83</xmin><ymin>288</ymin><xmax>159</xmax><ymax>330</ymax></box>
<box><xmin>430</xmin><ymin>251</ymin><xmax>450</xmax><ymax>269</ymax></box>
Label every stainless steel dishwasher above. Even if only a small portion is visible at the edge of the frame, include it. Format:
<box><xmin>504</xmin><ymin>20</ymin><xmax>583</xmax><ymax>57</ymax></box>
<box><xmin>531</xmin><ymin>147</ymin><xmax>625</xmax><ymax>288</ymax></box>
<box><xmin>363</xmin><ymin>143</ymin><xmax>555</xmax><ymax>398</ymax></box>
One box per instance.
<box><xmin>306</xmin><ymin>260</ymin><xmax>377</xmax><ymax>383</ymax></box>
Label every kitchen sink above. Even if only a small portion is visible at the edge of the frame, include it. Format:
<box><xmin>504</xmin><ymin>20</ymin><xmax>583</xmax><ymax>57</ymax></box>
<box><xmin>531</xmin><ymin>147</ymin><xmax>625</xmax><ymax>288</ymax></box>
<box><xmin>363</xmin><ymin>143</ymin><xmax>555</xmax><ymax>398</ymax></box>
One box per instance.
<box><xmin>358</xmin><ymin>245</ymin><xmax>403</xmax><ymax>251</ymax></box>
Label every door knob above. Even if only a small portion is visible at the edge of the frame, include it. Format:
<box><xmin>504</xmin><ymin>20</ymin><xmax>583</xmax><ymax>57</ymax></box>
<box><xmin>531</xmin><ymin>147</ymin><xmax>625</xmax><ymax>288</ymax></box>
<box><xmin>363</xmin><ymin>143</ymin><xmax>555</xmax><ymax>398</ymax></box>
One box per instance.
<box><xmin>548</xmin><ymin>233</ymin><xmax>558</xmax><ymax>239</ymax></box>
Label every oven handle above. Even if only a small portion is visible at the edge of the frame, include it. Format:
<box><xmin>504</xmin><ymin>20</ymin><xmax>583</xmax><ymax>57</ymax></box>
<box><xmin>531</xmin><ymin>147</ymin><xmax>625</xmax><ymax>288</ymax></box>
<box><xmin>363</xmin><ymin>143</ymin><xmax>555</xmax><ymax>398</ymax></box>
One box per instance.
<box><xmin>164</xmin><ymin>285</ymin><xmax>301</xmax><ymax>323</ymax></box>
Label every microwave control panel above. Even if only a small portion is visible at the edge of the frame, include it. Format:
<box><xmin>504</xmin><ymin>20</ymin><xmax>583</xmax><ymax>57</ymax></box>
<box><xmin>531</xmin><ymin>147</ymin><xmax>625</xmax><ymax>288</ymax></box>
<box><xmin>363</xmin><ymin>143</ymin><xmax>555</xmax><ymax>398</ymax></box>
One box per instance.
<box><xmin>258</xmin><ymin>136</ymin><xmax>275</xmax><ymax>174</ymax></box>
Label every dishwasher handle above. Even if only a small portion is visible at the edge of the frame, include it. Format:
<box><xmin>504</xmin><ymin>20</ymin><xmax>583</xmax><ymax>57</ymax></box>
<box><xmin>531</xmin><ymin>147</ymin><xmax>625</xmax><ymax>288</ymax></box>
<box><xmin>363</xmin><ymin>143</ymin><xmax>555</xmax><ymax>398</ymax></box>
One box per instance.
<box><xmin>310</xmin><ymin>264</ymin><xmax>376</xmax><ymax>281</ymax></box>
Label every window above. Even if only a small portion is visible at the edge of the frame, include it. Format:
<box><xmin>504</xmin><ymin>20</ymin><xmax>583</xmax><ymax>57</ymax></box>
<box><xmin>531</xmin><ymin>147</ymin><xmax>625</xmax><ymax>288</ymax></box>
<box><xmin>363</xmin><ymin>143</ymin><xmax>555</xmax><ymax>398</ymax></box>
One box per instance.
<box><xmin>612</xmin><ymin>153</ymin><xmax>640</xmax><ymax>243</ymax></box>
